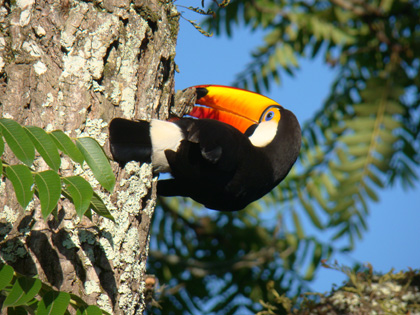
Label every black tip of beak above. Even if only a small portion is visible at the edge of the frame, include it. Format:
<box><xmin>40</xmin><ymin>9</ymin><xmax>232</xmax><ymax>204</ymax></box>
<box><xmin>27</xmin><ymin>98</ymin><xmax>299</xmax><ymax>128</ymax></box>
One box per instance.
<box><xmin>196</xmin><ymin>87</ymin><xmax>209</xmax><ymax>100</ymax></box>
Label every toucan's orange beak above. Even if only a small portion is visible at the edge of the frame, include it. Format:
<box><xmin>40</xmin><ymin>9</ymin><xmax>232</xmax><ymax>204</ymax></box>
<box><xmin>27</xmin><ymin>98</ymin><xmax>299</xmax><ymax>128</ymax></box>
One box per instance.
<box><xmin>187</xmin><ymin>85</ymin><xmax>280</xmax><ymax>133</ymax></box>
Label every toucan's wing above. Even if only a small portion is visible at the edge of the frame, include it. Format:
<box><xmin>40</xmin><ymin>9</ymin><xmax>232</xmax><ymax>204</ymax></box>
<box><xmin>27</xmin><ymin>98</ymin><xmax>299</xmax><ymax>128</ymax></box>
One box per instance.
<box><xmin>166</xmin><ymin>118</ymin><xmax>250</xmax><ymax>180</ymax></box>
<box><xmin>157</xmin><ymin>118</ymin><xmax>253</xmax><ymax>210</ymax></box>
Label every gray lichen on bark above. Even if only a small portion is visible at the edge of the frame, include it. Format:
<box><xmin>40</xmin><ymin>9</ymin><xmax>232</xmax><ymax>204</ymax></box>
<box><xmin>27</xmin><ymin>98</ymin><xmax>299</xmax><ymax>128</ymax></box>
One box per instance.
<box><xmin>0</xmin><ymin>0</ymin><xmax>179</xmax><ymax>313</ymax></box>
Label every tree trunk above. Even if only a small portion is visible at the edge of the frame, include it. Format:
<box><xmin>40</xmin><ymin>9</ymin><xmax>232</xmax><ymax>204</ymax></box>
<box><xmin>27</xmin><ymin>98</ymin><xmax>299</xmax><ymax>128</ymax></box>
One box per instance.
<box><xmin>0</xmin><ymin>0</ymin><xmax>179</xmax><ymax>313</ymax></box>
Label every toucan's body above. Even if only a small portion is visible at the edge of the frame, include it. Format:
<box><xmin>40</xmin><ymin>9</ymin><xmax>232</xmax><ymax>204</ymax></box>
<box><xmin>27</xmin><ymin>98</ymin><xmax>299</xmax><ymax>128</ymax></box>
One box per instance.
<box><xmin>109</xmin><ymin>85</ymin><xmax>301</xmax><ymax>211</ymax></box>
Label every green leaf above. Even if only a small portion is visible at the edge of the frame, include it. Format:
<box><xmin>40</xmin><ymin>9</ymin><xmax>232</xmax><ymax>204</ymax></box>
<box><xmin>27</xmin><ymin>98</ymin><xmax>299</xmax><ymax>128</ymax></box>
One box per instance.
<box><xmin>62</xmin><ymin>176</ymin><xmax>93</xmax><ymax>218</ymax></box>
<box><xmin>333</xmin><ymin>198</ymin><xmax>355</xmax><ymax>213</ymax></box>
<box><xmin>331</xmin><ymin>224</ymin><xmax>349</xmax><ymax>241</ymax></box>
<box><xmin>357</xmin><ymin>191</ymin><xmax>369</xmax><ymax>215</ymax></box>
<box><xmin>84</xmin><ymin>208</ymin><xmax>92</xmax><ymax>220</ymax></box>
<box><xmin>76</xmin><ymin>138</ymin><xmax>115</xmax><ymax>192</ymax></box>
<box><xmin>384</xmin><ymin>100</ymin><xmax>405</xmax><ymax>115</ymax></box>
<box><xmin>78</xmin><ymin>305</ymin><xmax>103</xmax><ymax>315</ymax></box>
<box><xmin>307</xmin><ymin>180</ymin><xmax>327</xmax><ymax>209</ymax></box>
<box><xmin>304</xmin><ymin>243</ymin><xmax>323</xmax><ymax>281</ymax></box>
<box><xmin>321</xmin><ymin>173</ymin><xmax>336</xmax><ymax>196</ymax></box>
<box><xmin>89</xmin><ymin>192</ymin><xmax>115</xmax><ymax>222</ymax></box>
<box><xmin>35</xmin><ymin>171</ymin><xmax>62</xmax><ymax>219</ymax></box>
<box><xmin>341</xmin><ymin>171</ymin><xmax>364</xmax><ymax>187</ymax></box>
<box><xmin>311</xmin><ymin>39</ymin><xmax>323</xmax><ymax>58</ymax></box>
<box><xmin>68</xmin><ymin>294</ymin><xmax>89</xmax><ymax>314</ymax></box>
<box><xmin>382</xmin><ymin>115</ymin><xmax>402</xmax><ymax>130</ymax></box>
<box><xmin>3</xmin><ymin>277</ymin><xmax>42</xmax><ymax>307</ymax></box>
<box><xmin>298</xmin><ymin>191</ymin><xmax>323</xmax><ymax>229</ymax></box>
<box><xmin>378</xmin><ymin>129</ymin><xmax>397</xmax><ymax>143</ymax></box>
<box><xmin>50</xmin><ymin>130</ymin><xmax>84</xmax><ymax>164</ymax></box>
<box><xmin>332</xmin><ymin>184</ymin><xmax>359</xmax><ymax>200</ymax></box>
<box><xmin>362</xmin><ymin>182</ymin><xmax>379</xmax><ymax>202</ymax></box>
<box><xmin>0</xmin><ymin>264</ymin><xmax>14</xmax><ymax>290</ymax></box>
<box><xmin>5</xmin><ymin>165</ymin><xmax>34</xmax><ymax>209</ymax></box>
<box><xmin>348</xmin><ymin>145</ymin><xmax>369</xmax><ymax>157</ymax></box>
<box><xmin>7</xmin><ymin>306</ymin><xmax>28</xmax><ymax>315</ymax></box>
<box><xmin>292</xmin><ymin>211</ymin><xmax>304</xmax><ymax>239</ymax></box>
<box><xmin>375</xmin><ymin>142</ymin><xmax>394</xmax><ymax>157</ymax></box>
<box><xmin>340</xmin><ymin>132</ymin><xmax>372</xmax><ymax>146</ymax></box>
<box><xmin>331</xmin><ymin>157</ymin><xmax>367</xmax><ymax>172</ymax></box>
<box><xmin>380</xmin><ymin>0</ymin><xmax>393</xmax><ymax>12</ymax></box>
<box><xmin>353</xmin><ymin>104</ymin><xmax>379</xmax><ymax>115</ymax></box>
<box><xmin>352</xmin><ymin>220</ymin><xmax>363</xmax><ymax>239</ymax></box>
<box><xmin>337</xmin><ymin>147</ymin><xmax>350</xmax><ymax>164</ymax></box>
<box><xmin>0</xmin><ymin>119</ymin><xmax>35</xmax><ymax>166</ymax></box>
<box><xmin>371</xmin><ymin>156</ymin><xmax>389</xmax><ymax>173</ymax></box>
<box><xmin>344</xmin><ymin>117</ymin><xmax>376</xmax><ymax>131</ymax></box>
<box><xmin>36</xmin><ymin>291</ymin><xmax>71</xmax><ymax>315</ymax></box>
<box><xmin>367</xmin><ymin>169</ymin><xmax>384</xmax><ymax>188</ymax></box>
<box><xmin>25</xmin><ymin>126</ymin><xmax>61</xmax><ymax>171</ymax></box>
<box><xmin>0</xmin><ymin>129</ymin><xmax>4</xmax><ymax>156</ymax></box>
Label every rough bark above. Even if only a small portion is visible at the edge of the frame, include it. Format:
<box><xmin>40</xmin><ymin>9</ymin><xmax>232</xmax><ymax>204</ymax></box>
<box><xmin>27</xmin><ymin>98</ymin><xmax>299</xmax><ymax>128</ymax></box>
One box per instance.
<box><xmin>0</xmin><ymin>0</ymin><xmax>179</xmax><ymax>313</ymax></box>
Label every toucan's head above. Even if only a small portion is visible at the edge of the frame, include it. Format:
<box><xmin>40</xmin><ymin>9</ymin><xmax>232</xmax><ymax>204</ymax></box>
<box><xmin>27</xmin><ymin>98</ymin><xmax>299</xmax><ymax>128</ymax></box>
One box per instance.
<box><xmin>187</xmin><ymin>85</ymin><xmax>289</xmax><ymax>147</ymax></box>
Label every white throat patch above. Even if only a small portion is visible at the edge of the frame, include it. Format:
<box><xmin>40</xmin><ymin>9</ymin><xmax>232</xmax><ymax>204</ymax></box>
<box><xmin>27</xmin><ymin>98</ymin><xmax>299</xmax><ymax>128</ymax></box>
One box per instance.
<box><xmin>249</xmin><ymin>121</ymin><xmax>278</xmax><ymax>147</ymax></box>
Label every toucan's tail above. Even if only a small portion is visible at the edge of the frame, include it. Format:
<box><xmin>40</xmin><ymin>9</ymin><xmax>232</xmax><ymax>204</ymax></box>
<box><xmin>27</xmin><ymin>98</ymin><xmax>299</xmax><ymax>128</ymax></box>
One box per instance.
<box><xmin>109</xmin><ymin>118</ymin><xmax>152</xmax><ymax>166</ymax></box>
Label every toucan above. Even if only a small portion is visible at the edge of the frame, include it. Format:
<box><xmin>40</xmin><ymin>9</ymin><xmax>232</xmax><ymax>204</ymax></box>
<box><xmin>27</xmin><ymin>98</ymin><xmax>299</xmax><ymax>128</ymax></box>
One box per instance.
<box><xmin>109</xmin><ymin>85</ymin><xmax>301</xmax><ymax>211</ymax></box>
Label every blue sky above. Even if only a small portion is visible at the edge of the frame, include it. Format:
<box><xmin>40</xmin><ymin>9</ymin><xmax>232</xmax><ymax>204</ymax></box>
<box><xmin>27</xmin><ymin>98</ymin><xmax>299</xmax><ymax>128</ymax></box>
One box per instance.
<box><xmin>173</xmin><ymin>17</ymin><xmax>420</xmax><ymax>293</ymax></box>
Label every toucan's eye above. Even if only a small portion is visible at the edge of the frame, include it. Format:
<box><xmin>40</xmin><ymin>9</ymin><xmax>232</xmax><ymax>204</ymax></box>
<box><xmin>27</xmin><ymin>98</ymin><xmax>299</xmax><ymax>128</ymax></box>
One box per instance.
<box><xmin>265</xmin><ymin>111</ymin><xmax>274</xmax><ymax>121</ymax></box>
<box><xmin>260</xmin><ymin>106</ymin><xmax>282</xmax><ymax>123</ymax></box>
